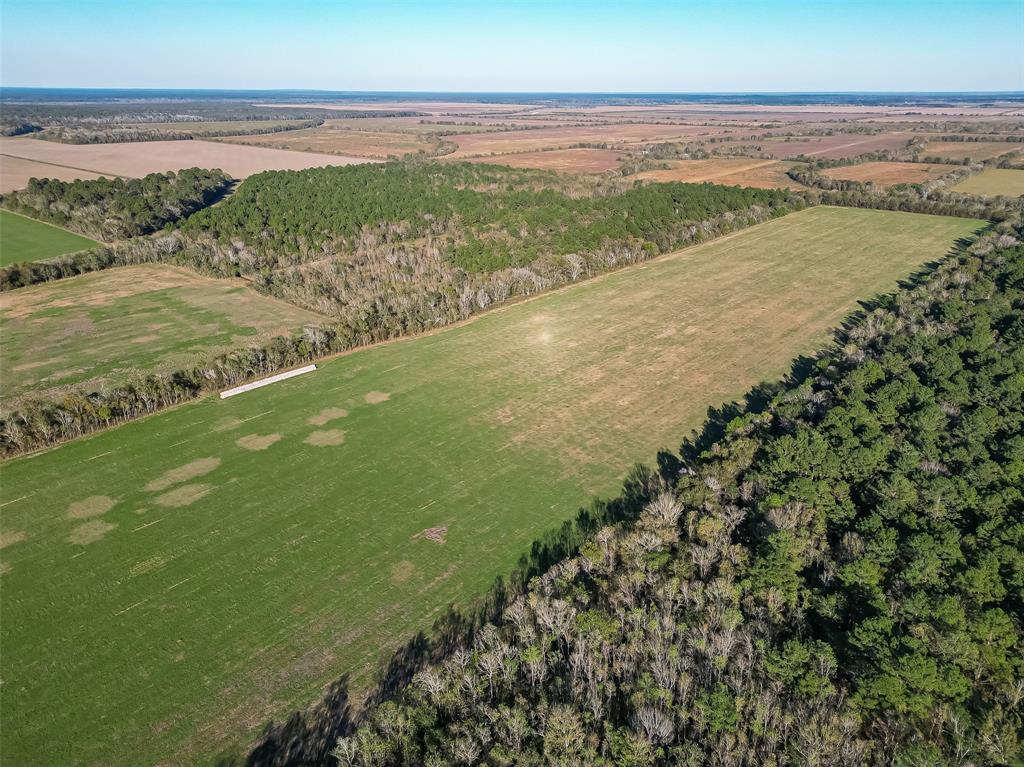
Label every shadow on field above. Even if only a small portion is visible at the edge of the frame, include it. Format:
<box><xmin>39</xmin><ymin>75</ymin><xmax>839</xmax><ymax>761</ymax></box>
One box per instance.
<box><xmin>226</xmin><ymin>236</ymin><xmax>978</xmax><ymax>767</ymax></box>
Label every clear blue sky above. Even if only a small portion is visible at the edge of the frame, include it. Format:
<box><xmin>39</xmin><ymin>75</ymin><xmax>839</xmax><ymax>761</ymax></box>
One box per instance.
<box><xmin>2</xmin><ymin>0</ymin><xmax>1021</xmax><ymax>91</ymax></box>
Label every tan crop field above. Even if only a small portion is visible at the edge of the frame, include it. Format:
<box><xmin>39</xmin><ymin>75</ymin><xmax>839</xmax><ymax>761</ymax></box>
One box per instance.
<box><xmin>635</xmin><ymin>159</ymin><xmax>806</xmax><ymax>189</ymax></box>
<box><xmin>921</xmin><ymin>140</ymin><xmax>1023</xmax><ymax>162</ymax></box>
<box><xmin>460</xmin><ymin>148</ymin><xmax>625</xmax><ymax>172</ymax></box>
<box><xmin>738</xmin><ymin>132</ymin><xmax>916</xmax><ymax>159</ymax></box>
<box><xmin>0</xmin><ymin>264</ymin><xmax>326</xmax><ymax>404</ymax></box>
<box><xmin>447</xmin><ymin>123</ymin><xmax>735</xmax><ymax>157</ymax></box>
<box><xmin>0</xmin><ymin>154</ymin><xmax>110</xmax><ymax>193</ymax></box>
<box><xmin>218</xmin><ymin>124</ymin><xmax>437</xmax><ymax>158</ymax></box>
<box><xmin>822</xmin><ymin>161</ymin><xmax>954</xmax><ymax>186</ymax></box>
<box><xmin>0</xmin><ymin>137</ymin><xmax>376</xmax><ymax>190</ymax></box>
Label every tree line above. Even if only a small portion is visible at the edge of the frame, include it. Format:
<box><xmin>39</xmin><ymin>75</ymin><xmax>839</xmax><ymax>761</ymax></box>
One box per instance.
<box><xmin>0</xmin><ymin>168</ymin><xmax>231</xmax><ymax>241</ymax></box>
<box><xmin>312</xmin><ymin>217</ymin><xmax>1023</xmax><ymax>767</ymax></box>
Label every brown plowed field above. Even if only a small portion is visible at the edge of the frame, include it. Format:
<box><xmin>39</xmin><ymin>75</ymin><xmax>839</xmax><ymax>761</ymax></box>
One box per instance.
<box><xmin>459</xmin><ymin>148</ymin><xmax>625</xmax><ymax>172</ymax></box>
<box><xmin>822</xmin><ymin>161</ymin><xmax>954</xmax><ymax>186</ymax></box>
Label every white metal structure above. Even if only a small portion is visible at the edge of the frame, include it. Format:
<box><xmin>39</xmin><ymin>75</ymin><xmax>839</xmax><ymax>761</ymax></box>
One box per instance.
<box><xmin>219</xmin><ymin>364</ymin><xmax>317</xmax><ymax>399</ymax></box>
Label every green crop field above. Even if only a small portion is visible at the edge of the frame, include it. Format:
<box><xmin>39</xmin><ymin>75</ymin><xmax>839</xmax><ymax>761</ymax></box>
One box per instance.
<box><xmin>0</xmin><ymin>207</ymin><xmax>984</xmax><ymax>765</ymax></box>
<box><xmin>0</xmin><ymin>264</ymin><xmax>327</xmax><ymax>405</ymax></box>
<box><xmin>0</xmin><ymin>209</ymin><xmax>99</xmax><ymax>266</ymax></box>
<box><xmin>951</xmin><ymin>167</ymin><xmax>1024</xmax><ymax>197</ymax></box>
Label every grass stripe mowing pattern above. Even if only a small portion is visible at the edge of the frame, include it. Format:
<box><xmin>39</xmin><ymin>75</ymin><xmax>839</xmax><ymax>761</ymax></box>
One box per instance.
<box><xmin>0</xmin><ymin>209</ymin><xmax>99</xmax><ymax>266</ymax></box>
<box><xmin>0</xmin><ymin>207</ymin><xmax>985</xmax><ymax>765</ymax></box>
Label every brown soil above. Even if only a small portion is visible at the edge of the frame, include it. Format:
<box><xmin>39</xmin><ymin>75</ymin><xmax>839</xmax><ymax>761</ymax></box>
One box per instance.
<box><xmin>145</xmin><ymin>458</ymin><xmax>221</xmax><ymax>492</ymax></box>
<box><xmin>306</xmin><ymin>407</ymin><xmax>348</xmax><ymax>426</ymax></box>
<box><xmin>67</xmin><ymin>520</ymin><xmax>117</xmax><ymax>545</ymax></box>
<box><xmin>153</xmin><ymin>483</ymin><xmax>214</xmax><ymax>508</ymax></box>
<box><xmin>304</xmin><ymin>429</ymin><xmax>346</xmax><ymax>446</ymax></box>
<box><xmin>235</xmin><ymin>434</ymin><xmax>283</xmax><ymax>451</ymax></box>
<box><xmin>67</xmin><ymin>495</ymin><xmax>116</xmax><ymax>519</ymax></box>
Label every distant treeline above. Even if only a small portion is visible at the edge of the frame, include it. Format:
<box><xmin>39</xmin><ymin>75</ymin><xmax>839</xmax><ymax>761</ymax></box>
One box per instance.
<box><xmin>35</xmin><ymin>120</ymin><xmax>324</xmax><ymax>144</ymax></box>
<box><xmin>298</xmin><ymin>218</ymin><xmax>1023</xmax><ymax>767</ymax></box>
<box><xmin>0</xmin><ymin>169</ymin><xmax>231</xmax><ymax>241</ymax></box>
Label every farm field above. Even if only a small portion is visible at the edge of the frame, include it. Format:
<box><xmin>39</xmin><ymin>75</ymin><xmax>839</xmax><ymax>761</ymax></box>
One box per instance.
<box><xmin>0</xmin><ymin>154</ymin><xmax>110</xmax><ymax>194</ymax></box>
<box><xmin>445</xmin><ymin>123</ymin><xmax>732</xmax><ymax>157</ymax></box>
<box><xmin>0</xmin><ymin>209</ymin><xmax>99</xmax><ymax>266</ymax></box>
<box><xmin>0</xmin><ymin>137</ymin><xmax>376</xmax><ymax>191</ymax></box>
<box><xmin>460</xmin><ymin>148</ymin><xmax>625</xmax><ymax>172</ymax></box>
<box><xmin>950</xmin><ymin>167</ymin><xmax>1024</xmax><ymax>196</ymax></box>
<box><xmin>218</xmin><ymin>123</ymin><xmax>438</xmax><ymax>158</ymax></box>
<box><xmin>0</xmin><ymin>206</ymin><xmax>985</xmax><ymax>766</ymax></box>
<box><xmin>822</xmin><ymin>160</ymin><xmax>954</xmax><ymax>186</ymax></box>
<box><xmin>0</xmin><ymin>264</ymin><xmax>326</xmax><ymax>404</ymax></box>
<box><xmin>634</xmin><ymin>158</ymin><xmax>806</xmax><ymax>189</ymax></box>
<box><xmin>735</xmin><ymin>131</ymin><xmax>915</xmax><ymax>159</ymax></box>
<box><xmin>921</xmin><ymin>140</ymin><xmax>1022</xmax><ymax>162</ymax></box>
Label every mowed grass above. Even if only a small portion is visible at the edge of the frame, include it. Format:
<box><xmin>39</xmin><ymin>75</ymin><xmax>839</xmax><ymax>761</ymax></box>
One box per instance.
<box><xmin>0</xmin><ymin>207</ymin><xmax>984</xmax><ymax>766</ymax></box>
<box><xmin>951</xmin><ymin>167</ymin><xmax>1024</xmax><ymax>196</ymax></box>
<box><xmin>0</xmin><ymin>209</ymin><xmax>99</xmax><ymax>266</ymax></box>
<box><xmin>0</xmin><ymin>264</ymin><xmax>327</xmax><ymax>405</ymax></box>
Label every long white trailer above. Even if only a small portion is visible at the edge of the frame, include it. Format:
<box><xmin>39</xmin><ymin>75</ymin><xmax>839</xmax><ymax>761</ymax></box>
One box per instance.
<box><xmin>219</xmin><ymin>364</ymin><xmax>317</xmax><ymax>399</ymax></box>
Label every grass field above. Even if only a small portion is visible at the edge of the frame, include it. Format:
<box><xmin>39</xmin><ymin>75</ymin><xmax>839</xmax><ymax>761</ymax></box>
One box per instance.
<box><xmin>0</xmin><ymin>264</ymin><xmax>326</xmax><ymax>404</ymax></box>
<box><xmin>0</xmin><ymin>207</ymin><xmax>984</xmax><ymax>766</ymax></box>
<box><xmin>950</xmin><ymin>167</ymin><xmax>1024</xmax><ymax>196</ymax></box>
<box><xmin>0</xmin><ymin>209</ymin><xmax>99</xmax><ymax>266</ymax></box>
<box><xmin>822</xmin><ymin>161</ymin><xmax>954</xmax><ymax>187</ymax></box>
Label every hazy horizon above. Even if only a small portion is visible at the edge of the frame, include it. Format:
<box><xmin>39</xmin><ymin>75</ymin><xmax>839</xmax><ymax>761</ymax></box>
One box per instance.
<box><xmin>2</xmin><ymin>0</ymin><xmax>1021</xmax><ymax>92</ymax></box>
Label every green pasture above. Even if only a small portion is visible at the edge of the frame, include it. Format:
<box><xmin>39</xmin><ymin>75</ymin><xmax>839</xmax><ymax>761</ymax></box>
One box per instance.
<box><xmin>951</xmin><ymin>167</ymin><xmax>1024</xmax><ymax>197</ymax></box>
<box><xmin>0</xmin><ymin>264</ymin><xmax>325</xmax><ymax>405</ymax></box>
<box><xmin>0</xmin><ymin>209</ymin><xmax>99</xmax><ymax>266</ymax></box>
<box><xmin>0</xmin><ymin>207</ymin><xmax>984</xmax><ymax>765</ymax></box>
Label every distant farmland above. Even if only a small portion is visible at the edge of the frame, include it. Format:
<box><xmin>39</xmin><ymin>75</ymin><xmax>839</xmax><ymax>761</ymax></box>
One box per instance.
<box><xmin>0</xmin><ymin>136</ymin><xmax>376</xmax><ymax>191</ymax></box>
<box><xmin>459</xmin><ymin>148</ymin><xmax>625</xmax><ymax>172</ymax></box>
<box><xmin>0</xmin><ymin>264</ymin><xmax>325</xmax><ymax>404</ymax></box>
<box><xmin>218</xmin><ymin>123</ymin><xmax>438</xmax><ymax>158</ymax></box>
<box><xmin>0</xmin><ymin>209</ymin><xmax>99</xmax><ymax>266</ymax></box>
<box><xmin>445</xmin><ymin>123</ymin><xmax>729</xmax><ymax>157</ymax></box>
<box><xmin>635</xmin><ymin>158</ymin><xmax>805</xmax><ymax>189</ymax></box>
<box><xmin>822</xmin><ymin>161</ymin><xmax>954</xmax><ymax>187</ymax></box>
<box><xmin>0</xmin><ymin>207</ymin><xmax>984</xmax><ymax>766</ymax></box>
<box><xmin>950</xmin><ymin>167</ymin><xmax>1024</xmax><ymax>196</ymax></box>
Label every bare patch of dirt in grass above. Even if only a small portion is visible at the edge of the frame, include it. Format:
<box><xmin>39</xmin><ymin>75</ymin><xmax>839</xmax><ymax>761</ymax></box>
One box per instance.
<box><xmin>364</xmin><ymin>391</ymin><xmax>390</xmax><ymax>404</ymax></box>
<box><xmin>130</xmin><ymin>334</ymin><xmax>159</xmax><ymax>344</ymax></box>
<box><xmin>307</xmin><ymin>407</ymin><xmax>348</xmax><ymax>425</ymax></box>
<box><xmin>0</xmin><ymin>561</ymin><xmax>9</xmax><ymax>575</ymax></box>
<box><xmin>67</xmin><ymin>495</ymin><xmax>116</xmax><ymax>520</ymax></box>
<box><xmin>390</xmin><ymin>560</ymin><xmax>416</xmax><ymax>584</ymax></box>
<box><xmin>0</xmin><ymin>530</ymin><xmax>26</xmax><ymax>549</ymax></box>
<box><xmin>145</xmin><ymin>457</ymin><xmax>221</xmax><ymax>492</ymax></box>
<box><xmin>213</xmin><ymin>417</ymin><xmax>243</xmax><ymax>432</ymax></box>
<box><xmin>304</xmin><ymin>429</ymin><xmax>346</xmax><ymax>446</ymax></box>
<box><xmin>154</xmin><ymin>483</ymin><xmax>213</xmax><ymax>508</ymax></box>
<box><xmin>67</xmin><ymin>520</ymin><xmax>117</xmax><ymax>545</ymax></box>
<box><xmin>414</xmin><ymin>526</ymin><xmax>448</xmax><ymax>544</ymax></box>
<box><xmin>236</xmin><ymin>433</ymin><xmax>282</xmax><ymax>451</ymax></box>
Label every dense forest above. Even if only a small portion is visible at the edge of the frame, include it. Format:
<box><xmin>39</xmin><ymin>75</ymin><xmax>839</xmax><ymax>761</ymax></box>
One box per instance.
<box><xmin>308</xmin><ymin>217</ymin><xmax>1024</xmax><ymax>767</ymax></box>
<box><xmin>0</xmin><ymin>169</ymin><xmax>231</xmax><ymax>240</ymax></box>
<box><xmin>179</xmin><ymin>161</ymin><xmax>792</xmax><ymax>272</ymax></box>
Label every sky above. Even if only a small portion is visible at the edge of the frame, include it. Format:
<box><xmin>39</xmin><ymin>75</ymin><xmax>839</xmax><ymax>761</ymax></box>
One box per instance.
<box><xmin>1</xmin><ymin>0</ymin><xmax>1021</xmax><ymax>92</ymax></box>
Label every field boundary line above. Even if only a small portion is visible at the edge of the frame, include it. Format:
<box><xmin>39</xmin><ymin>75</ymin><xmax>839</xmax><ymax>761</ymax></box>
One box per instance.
<box><xmin>0</xmin><ymin>151</ymin><xmax>132</xmax><ymax>180</ymax></box>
